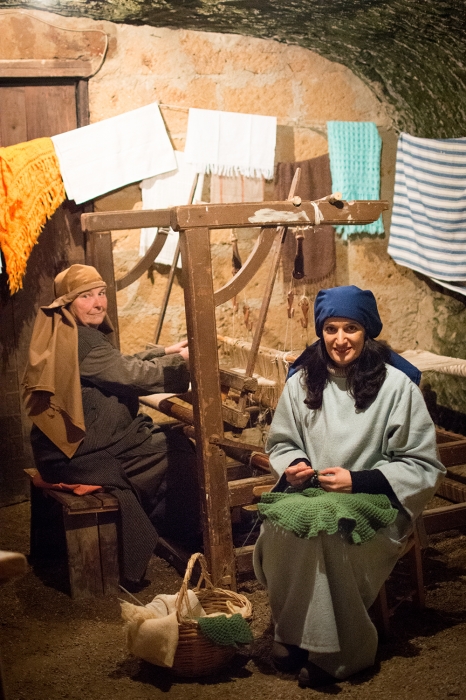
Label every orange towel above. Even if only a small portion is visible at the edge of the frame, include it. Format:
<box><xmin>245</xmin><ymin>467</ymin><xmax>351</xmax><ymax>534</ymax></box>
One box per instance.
<box><xmin>0</xmin><ymin>137</ymin><xmax>66</xmax><ymax>294</ymax></box>
<box><xmin>32</xmin><ymin>471</ymin><xmax>102</xmax><ymax>497</ymax></box>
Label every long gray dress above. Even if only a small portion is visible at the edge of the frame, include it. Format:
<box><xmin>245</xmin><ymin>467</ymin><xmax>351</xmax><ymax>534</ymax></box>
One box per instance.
<box><xmin>253</xmin><ymin>364</ymin><xmax>445</xmax><ymax>679</ymax></box>
<box><xmin>31</xmin><ymin>326</ymin><xmax>199</xmax><ymax>582</ymax></box>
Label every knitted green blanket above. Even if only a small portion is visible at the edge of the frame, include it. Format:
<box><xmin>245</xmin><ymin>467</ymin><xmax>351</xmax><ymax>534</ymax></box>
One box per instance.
<box><xmin>197</xmin><ymin>613</ymin><xmax>253</xmax><ymax>647</ymax></box>
<box><xmin>257</xmin><ymin>488</ymin><xmax>398</xmax><ymax>544</ymax></box>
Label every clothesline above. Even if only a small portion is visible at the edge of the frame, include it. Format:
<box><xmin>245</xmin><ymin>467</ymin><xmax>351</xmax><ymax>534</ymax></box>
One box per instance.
<box><xmin>158</xmin><ymin>103</ymin><xmax>391</xmax><ymax>137</ymax></box>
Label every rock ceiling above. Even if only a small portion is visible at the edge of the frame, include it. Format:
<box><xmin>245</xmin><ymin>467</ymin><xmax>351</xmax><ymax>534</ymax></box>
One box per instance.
<box><xmin>3</xmin><ymin>0</ymin><xmax>466</xmax><ymax>137</ymax></box>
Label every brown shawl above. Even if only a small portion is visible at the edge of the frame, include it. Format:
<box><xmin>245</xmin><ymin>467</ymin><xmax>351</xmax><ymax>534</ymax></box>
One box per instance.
<box><xmin>274</xmin><ymin>153</ymin><xmax>336</xmax><ymax>285</ymax></box>
<box><xmin>22</xmin><ymin>264</ymin><xmax>114</xmax><ymax>458</ymax></box>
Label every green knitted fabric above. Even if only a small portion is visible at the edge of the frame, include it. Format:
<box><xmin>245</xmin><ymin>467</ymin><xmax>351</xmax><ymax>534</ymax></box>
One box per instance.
<box><xmin>257</xmin><ymin>488</ymin><xmax>398</xmax><ymax>544</ymax></box>
<box><xmin>197</xmin><ymin>613</ymin><xmax>253</xmax><ymax>647</ymax></box>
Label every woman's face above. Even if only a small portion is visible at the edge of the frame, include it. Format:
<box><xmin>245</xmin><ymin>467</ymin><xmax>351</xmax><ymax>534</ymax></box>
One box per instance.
<box><xmin>322</xmin><ymin>317</ymin><xmax>365</xmax><ymax>367</ymax></box>
<box><xmin>69</xmin><ymin>286</ymin><xmax>107</xmax><ymax>328</ymax></box>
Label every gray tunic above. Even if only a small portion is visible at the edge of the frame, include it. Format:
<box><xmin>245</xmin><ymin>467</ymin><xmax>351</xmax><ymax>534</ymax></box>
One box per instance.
<box><xmin>253</xmin><ymin>365</ymin><xmax>445</xmax><ymax>679</ymax></box>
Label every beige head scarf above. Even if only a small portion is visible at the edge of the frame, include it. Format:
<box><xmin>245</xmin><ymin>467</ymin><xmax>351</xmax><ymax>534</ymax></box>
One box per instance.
<box><xmin>22</xmin><ymin>264</ymin><xmax>114</xmax><ymax>458</ymax></box>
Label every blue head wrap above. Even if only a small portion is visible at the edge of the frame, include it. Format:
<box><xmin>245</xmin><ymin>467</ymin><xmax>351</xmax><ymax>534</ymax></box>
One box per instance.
<box><xmin>287</xmin><ymin>285</ymin><xmax>421</xmax><ymax>385</ymax></box>
<box><xmin>314</xmin><ymin>285</ymin><xmax>383</xmax><ymax>339</ymax></box>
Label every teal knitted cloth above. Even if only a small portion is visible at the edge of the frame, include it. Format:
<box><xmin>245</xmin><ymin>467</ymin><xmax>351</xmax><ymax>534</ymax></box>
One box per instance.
<box><xmin>197</xmin><ymin>613</ymin><xmax>253</xmax><ymax>647</ymax></box>
<box><xmin>257</xmin><ymin>488</ymin><xmax>398</xmax><ymax>544</ymax></box>
<box><xmin>327</xmin><ymin>121</ymin><xmax>384</xmax><ymax>239</ymax></box>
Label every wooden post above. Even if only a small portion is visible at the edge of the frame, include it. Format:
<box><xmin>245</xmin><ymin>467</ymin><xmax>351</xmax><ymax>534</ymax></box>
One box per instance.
<box><xmin>179</xmin><ymin>227</ymin><xmax>235</xmax><ymax>588</ymax></box>
<box><xmin>86</xmin><ymin>231</ymin><xmax>120</xmax><ymax>348</ymax></box>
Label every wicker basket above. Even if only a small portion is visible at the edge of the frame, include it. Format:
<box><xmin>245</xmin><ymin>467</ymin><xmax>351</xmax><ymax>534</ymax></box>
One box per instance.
<box><xmin>171</xmin><ymin>552</ymin><xmax>253</xmax><ymax>677</ymax></box>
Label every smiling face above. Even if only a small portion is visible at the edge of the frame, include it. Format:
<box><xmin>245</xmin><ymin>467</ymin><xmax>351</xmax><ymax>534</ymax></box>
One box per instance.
<box><xmin>69</xmin><ymin>286</ymin><xmax>108</xmax><ymax>328</ymax></box>
<box><xmin>322</xmin><ymin>317</ymin><xmax>365</xmax><ymax>367</ymax></box>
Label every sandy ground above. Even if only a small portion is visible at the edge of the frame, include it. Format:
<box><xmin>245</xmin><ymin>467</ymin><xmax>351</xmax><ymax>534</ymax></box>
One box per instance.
<box><xmin>0</xmin><ymin>499</ymin><xmax>465</xmax><ymax>700</ymax></box>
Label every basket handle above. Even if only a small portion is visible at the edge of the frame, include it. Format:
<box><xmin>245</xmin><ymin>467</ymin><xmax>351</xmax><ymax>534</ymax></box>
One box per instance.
<box><xmin>176</xmin><ymin>552</ymin><xmax>213</xmax><ymax>618</ymax></box>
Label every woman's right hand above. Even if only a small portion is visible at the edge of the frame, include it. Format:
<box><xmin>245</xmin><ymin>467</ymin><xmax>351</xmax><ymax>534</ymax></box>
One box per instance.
<box><xmin>285</xmin><ymin>462</ymin><xmax>315</xmax><ymax>487</ymax></box>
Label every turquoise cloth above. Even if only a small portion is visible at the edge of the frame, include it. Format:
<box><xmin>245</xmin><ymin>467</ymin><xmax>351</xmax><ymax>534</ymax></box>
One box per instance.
<box><xmin>257</xmin><ymin>488</ymin><xmax>398</xmax><ymax>544</ymax></box>
<box><xmin>327</xmin><ymin>121</ymin><xmax>384</xmax><ymax>238</ymax></box>
<box><xmin>197</xmin><ymin>613</ymin><xmax>253</xmax><ymax>647</ymax></box>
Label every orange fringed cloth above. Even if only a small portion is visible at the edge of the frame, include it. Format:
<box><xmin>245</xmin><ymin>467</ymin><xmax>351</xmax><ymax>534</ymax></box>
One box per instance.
<box><xmin>0</xmin><ymin>137</ymin><xmax>66</xmax><ymax>294</ymax></box>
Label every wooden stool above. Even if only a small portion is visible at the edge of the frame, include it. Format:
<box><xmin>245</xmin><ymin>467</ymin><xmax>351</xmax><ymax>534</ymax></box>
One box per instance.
<box><xmin>25</xmin><ymin>469</ymin><xmax>120</xmax><ymax>600</ymax></box>
<box><xmin>371</xmin><ymin>518</ymin><xmax>427</xmax><ymax>637</ymax></box>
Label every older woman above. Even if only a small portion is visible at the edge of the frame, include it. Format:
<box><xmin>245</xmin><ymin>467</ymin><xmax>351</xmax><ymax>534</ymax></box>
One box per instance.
<box><xmin>22</xmin><ymin>264</ymin><xmax>200</xmax><ymax>585</ymax></box>
<box><xmin>253</xmin><ymin>285</ymin><xmax>445</xmax><ymax>688</ymax></box>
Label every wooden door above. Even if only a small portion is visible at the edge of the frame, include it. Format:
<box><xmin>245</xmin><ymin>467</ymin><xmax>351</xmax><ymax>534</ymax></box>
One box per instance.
<box><xmin>0</xmin><ymin>79</ymin><xmax>88</xmax><ymax>506</ymax></box>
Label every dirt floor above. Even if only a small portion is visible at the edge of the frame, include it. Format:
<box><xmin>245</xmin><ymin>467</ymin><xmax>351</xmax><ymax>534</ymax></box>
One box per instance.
<box><xmin>0</xmin><ymin>499</ymin><xmax>465</xmax><ymax>700</ymax></box>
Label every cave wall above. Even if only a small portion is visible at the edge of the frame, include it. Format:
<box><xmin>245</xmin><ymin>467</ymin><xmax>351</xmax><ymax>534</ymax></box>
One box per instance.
<box><xmin>2</xmin><ymin>9</ymin><xmax>466</xmax><ymax>418</ymax></box>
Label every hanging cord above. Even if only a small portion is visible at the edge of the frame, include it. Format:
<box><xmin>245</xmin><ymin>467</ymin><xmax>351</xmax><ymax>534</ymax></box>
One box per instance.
<box><xmin>0</xmin><ymin>10</ymin><xmax>109</xmax><ymax>79</ymax></box>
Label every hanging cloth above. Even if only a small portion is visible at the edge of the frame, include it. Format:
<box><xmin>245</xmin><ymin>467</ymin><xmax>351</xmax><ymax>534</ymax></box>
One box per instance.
<box><xmin>274</xmin><ymin>154</ymin><xmax>336</xmax><ymax>285</ymax></box>
<box><xmin>327</xmin><ymin>121</ymin><xmax>384</xmax><ymax>239</ymax></box>
<box><xmin>388</xmin><ymin>132</ymin><xmax>466</xmax><ymax>283</ymax></box>
<box><xmin>51</xmin><ymin>102</ymin><xmax>176</xmax><ymax>204</ymax></box>
<box><xmin>184</xmin><ymin>108</ymin><xmax>276</xmax><ymax>179</ymax></box>
<box><xmin>210</xmin><ymin>174</ymin><xmax>264</xmax><ymax>203</ymax></box>
<box><xmin>139</xmin><ymin>151</ymin><xmax>204</xmax><ymax>266</ymax></box>
<box><xmin>0</xmin><ymin>137</ymin><xmax>66</xmax><ymax>294</ymax></box>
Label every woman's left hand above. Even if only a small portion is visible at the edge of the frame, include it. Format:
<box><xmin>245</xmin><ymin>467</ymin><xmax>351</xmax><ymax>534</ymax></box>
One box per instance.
<box><xmin>318</xmin><ymin>467</ymin><xmax>352</xmax><ymax>493</ymax></box>
<box><xmin>165</xmin><ymin>340</ymin><xmax>188</xmax><ymax>355</ymax></box>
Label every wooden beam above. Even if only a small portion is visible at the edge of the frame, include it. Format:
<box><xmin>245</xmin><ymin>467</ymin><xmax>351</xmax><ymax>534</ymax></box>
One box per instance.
<box><xmin>171</xmin><ymin>200</ymin><xmax>389</xmax><ymax>231</ymax></box>
<box><xmin>81</xmin><ymin>200</ymin><xmax>388</xmax><ymax>234</ymax></box>
<box><xmin>81</xmin><ymin>209</ymin><xmax>171</xmax><ymax>233</ymax></box>
<box><xmin>423</xmin><ymin>502</ymin><xmax>466</xmax><ymax>535</ymax></box>
<box><xmin>438</xmin><ymin>440</ymin><xmax>466</xmax><ymax>467</ymax></box>
<box><xmin>0</xmin><ymin>59</ymin><xmax>94</xmax><ymax>78</ymax></box>
<box><xmin>228</xmin><ymin>475</ymin><xmax>276</xmax><ymax>507</ymax></box>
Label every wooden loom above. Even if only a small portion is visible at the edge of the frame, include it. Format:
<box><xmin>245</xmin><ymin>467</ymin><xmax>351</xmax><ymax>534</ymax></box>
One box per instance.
<box><xmin>82</xmin><ymin>195</ymin><xmax>389</xmax><ymax>588</ymax></box>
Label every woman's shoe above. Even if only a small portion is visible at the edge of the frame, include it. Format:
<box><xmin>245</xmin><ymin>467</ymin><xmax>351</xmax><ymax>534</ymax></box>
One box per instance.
<box><xmin>297</xmin><ymin>660</ymin><xmax>337</xmax><ymax>688</ymax></box>
<box><xmin>272</xmin><ymin>641</ymin><xmax>308</xmax><ymax>673</ymax></box>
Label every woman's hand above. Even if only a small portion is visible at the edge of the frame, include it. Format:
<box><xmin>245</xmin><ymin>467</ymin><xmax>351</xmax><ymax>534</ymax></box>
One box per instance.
<box><xmin>165</xmin><ymin>340</ymin><xmax>188</xmax><ymax>355</ymax></box>
<box><xmin>285</xmin><ymin>462</ymin><xmax>315</xmax><ymax>487</ymax></box>
<box><xmin>318</xmin><ymin>467</ymin><xmax>352</xmax><ymax>493</ymax></box>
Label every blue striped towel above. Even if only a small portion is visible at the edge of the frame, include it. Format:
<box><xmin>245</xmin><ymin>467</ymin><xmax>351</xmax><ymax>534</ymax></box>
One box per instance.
<box><xmin>327</xmin><ymin>121</ymin><xmax>384</xmax><ymax>239</ymax></box>
<box><xmin>388</xmin><ymin>133</ymin><xmax>466</xmax><ymax>281</ymax></box>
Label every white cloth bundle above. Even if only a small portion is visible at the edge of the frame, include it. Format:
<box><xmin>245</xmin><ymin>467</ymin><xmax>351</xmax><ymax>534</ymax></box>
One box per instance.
<box><xmin>184</xmin><ymin>108</ymin><xmax>276</xmax><ymax>180</ymax></box>
<box><xmin>121</xmin><ymin>590</ymin><xmax>205</xmax><ymax>668</ymax></box>
<box><xmin>139</xmin><ymin>150</ymin><xmax>204</xmax><ymax>265</ymax></box>
<box><xmin>51</xmin><ymin>102</ymin><xmax>176</xmax><ymax>204</ymax></box>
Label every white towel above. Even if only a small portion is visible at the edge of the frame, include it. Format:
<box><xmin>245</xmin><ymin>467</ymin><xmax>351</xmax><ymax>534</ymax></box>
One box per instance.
<box><xmin>184</xmin><ymin>108</ymin><xmax>276</xmax><ymax>180</ymax></box>
<box><xmin>388</xmin><ymin>132</ymin><xmax>466</xmax><ymax>281</ymax></box>
<box><xmin>139</xmin><ymin>151</ymin><xmax>204</xmax><ymax>265</ymax></box>
<box><xmin>51</xmin><ymin>102</ymin><xmax>176</xmax><ymax>204</ymax></box>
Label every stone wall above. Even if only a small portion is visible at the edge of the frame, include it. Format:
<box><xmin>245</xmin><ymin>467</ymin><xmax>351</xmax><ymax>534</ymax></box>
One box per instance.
<box><xmin>2</xmin><ymin>9</ymin><xmax>465</xmax><ymax>415</ymax></box>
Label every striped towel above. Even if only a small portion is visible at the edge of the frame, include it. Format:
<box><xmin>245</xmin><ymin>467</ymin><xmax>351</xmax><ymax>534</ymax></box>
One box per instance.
<box><xmin>327</xmin><ymin>121</ymin><xmax>384</xmax><ymax>239</ymax></box>
<box><xmin>388</xmin><ymin>133</ymin><xmax>466</xmax><ymax>281</ymax></box>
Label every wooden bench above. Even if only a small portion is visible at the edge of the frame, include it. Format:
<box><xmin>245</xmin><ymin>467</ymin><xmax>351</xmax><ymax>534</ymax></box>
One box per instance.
<box><xmin>25</xmin><ymin>468</ymin><xmax>120</xmax><ymax>600</ymax></box>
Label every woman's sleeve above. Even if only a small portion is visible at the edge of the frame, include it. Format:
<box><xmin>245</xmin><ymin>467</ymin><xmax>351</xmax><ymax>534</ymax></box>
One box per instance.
<box><xmin>265</xmin><ymin>377</ymin><xmax>311</xmax><ymax>479</ymax></box>
<box><xmin>79</xmin><ymin>342</ymin><xmax>190</xmax><ymax>396</ymax></box>
<box><xmin>375</xmin><ymin>380</ymin><xmax>446</xmax><ymax>520</ymax></box>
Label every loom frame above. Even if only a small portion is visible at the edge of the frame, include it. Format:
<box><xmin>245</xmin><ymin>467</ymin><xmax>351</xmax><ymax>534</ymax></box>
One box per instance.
<box><xmin>81</xmin><ymin>197</ymin><xmax>388</xmax><ymax>589</ymax></box>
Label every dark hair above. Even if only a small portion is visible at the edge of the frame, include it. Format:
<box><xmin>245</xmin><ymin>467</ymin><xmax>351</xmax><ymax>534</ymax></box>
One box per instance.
<box><xmin>300</xmin><ymin>338</ymin><xmax>391</xmax><ymax>410</ymax></box>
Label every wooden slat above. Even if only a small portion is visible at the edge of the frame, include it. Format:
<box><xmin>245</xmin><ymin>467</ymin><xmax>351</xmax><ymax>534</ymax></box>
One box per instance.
<box><xmin>171</xmin><ymin>200</ymin><xmax>389</xmax><ymax>231</ymax></box>
<box><xmin>437</xmin><ymin>477</ymin><xmax>466</xmax><ymax>503</ymax></box>
<box><xmin>219</xmin><ymin>368</ymin><xmax>258</xmax><ymax>393</ymax></box>
<box><xmin>447</xmin><ymin>464</ymin><xmax>466</xmax><ymax>485</ymax></box>
<box><xmin>229</xmin><ymin>475</ymin><xmax>277</xmax><ymax>507</ymax></box>
<box><xmin>63</xmin><ymin>511</ymin><xmax>103</xmax><ymax>599</ymax></box>
<box><xmin>115</xmin><ymin>229</ymin><xmax>169</xmax><ymax>291</ymax></box>
<box><xmin>437</xmin><ymin>440</ymin><xmax>466</xmax><ymax>467</ymax></box>
<box><xmin>0</xmin><ymin>59</ymin><xmax>94</xmax><ymax>78</ymax></box>
<box><xmin>423</xmin><ymin>502</ymin><xmax>466</xmax><ymax>535</ymax></box>
<box><xmin>234</xmin><ymin>545</ymin><xmax>255</xmax><ymax>575</ymax></box>
<box><xmin>98</xmin><ymin>512</ymin><xmax>120</xmax><ymax>595</ymax></box>
<box><xmin>86</xmin><ymin>231</ymin><xmax>120</xmax><ymax>347</ymax></box>
<box><xmin>81</xmin><ymin>209</ymin><xmax>171</xmax><ymax>233</ymax></box>
<box><xmin>214</xmin><ymin>228</ymin><xmax>276</xmax><ymax>306</ymax></box>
